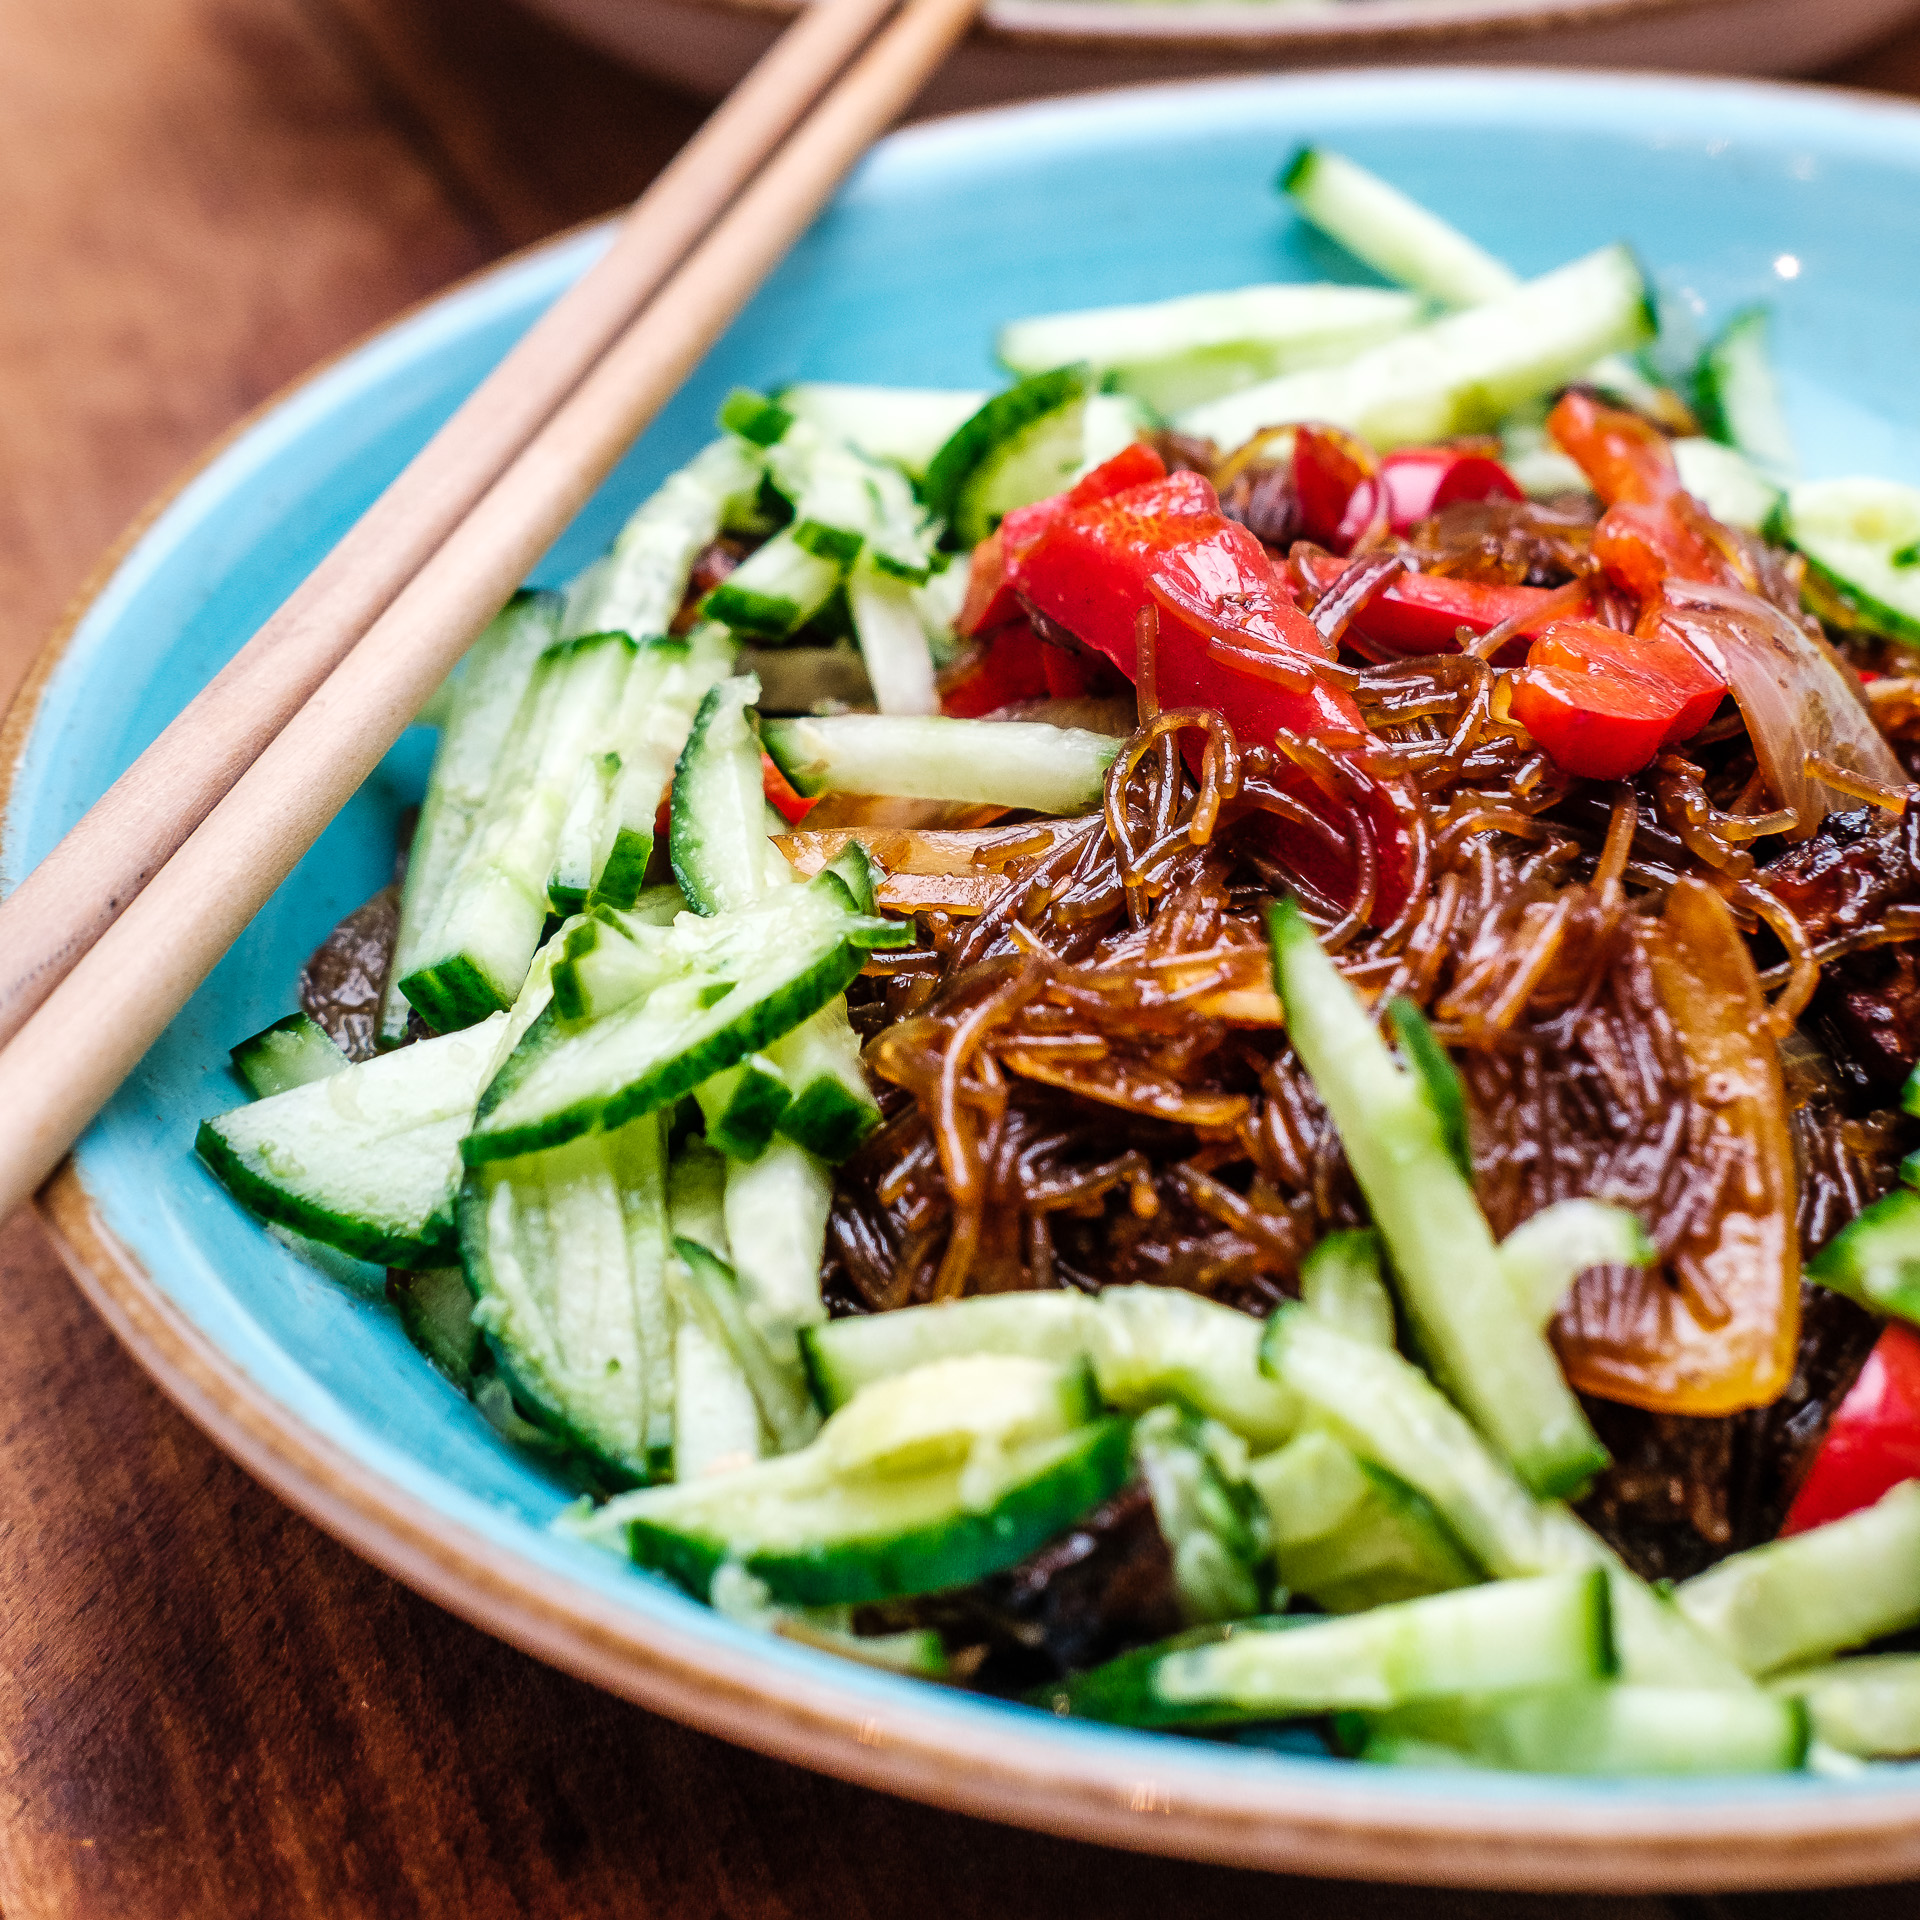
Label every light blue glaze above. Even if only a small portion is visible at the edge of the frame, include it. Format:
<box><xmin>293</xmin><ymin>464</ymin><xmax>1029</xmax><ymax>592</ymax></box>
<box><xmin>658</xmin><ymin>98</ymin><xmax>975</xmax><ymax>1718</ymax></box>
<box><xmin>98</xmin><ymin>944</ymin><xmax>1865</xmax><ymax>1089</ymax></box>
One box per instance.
<box><xmin>10</xmin><ymin>71</ymin><xmax>1920</xmax><ymax>1808</ymax></box>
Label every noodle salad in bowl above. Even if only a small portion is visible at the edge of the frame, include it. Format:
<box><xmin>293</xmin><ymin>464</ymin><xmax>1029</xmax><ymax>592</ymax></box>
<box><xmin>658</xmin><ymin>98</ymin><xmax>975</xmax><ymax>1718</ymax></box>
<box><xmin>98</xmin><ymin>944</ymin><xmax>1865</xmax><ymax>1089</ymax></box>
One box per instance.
<box><xmin>192</xmin><ymin>146</ymin><xmax>1920</xmax><ymax>1779</ymax></box>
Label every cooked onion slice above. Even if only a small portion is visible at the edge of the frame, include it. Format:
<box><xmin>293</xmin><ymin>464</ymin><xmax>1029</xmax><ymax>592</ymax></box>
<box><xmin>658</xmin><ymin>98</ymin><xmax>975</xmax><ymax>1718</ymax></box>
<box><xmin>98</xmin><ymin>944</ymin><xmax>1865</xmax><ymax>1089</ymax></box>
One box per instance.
<box><xmin>1656</xmin><ymin>578</ymin><xmax>1903</xmax><ymax>831</ymax></box>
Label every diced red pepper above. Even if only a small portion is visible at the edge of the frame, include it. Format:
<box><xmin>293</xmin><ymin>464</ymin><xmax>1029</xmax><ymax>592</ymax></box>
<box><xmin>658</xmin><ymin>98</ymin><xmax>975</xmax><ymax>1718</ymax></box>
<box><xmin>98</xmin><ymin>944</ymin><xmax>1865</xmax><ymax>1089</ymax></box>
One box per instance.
<box><xmin>1292</xmin><ymin>547</ymin><xmax>1585</xmax><ymax>657</ymax></box>
<box><xmin>1782</xmin><ymin>1324</ymin><xmax>1920</xmax><ymax>1535</ymax></box>
<box><xmin>938</xmin><ymin>619</ymin><xmax>1053</xmax><ymax>718</ymax></box>
<box><xmin>1510</xmin><ymin>618</ymin><xmax>1728</xmax><ymax>779</ymax></box>
<box><xmin>1547</xmin><ymin>390</ymin><xmax>1681</xmax><ymax>509</ymax></box>
<box><xmin>1292</xmin><ymin>424</ymin><xmax>1387</xmax><ymax>554</ymax></box>
<box><xmin>1010</xmin><ymin>471</ymin><xmax>1415</xmax><ymax>921</ymax></box>
<box><xmin>1010</xmin><ymin>472</ymin><xmax>1332</xmax><ymax>691</ymax></box>
<box><xmin>956</xmin><ymin>442</ymin><xmax>1169</xmax><ymax>638</ymax></box>
<box><xmin>1379</xmin><ymin>445</ymin><xmax>1525</xmax><ymax>532</ymax></box>
<box><xmin>1593</xmin><ymin>500</ymin><xmax>1722</xmax><ymax>599</ymax></box>
<box><xmin>1548</xmin><ymin>391</ymin><xmax>1724</xmax><ymax>599</ymax></box>
<box><xmin>761</xmin><ymin>749</ymin><xmax>817</xmax><ymax>825</ymax></box>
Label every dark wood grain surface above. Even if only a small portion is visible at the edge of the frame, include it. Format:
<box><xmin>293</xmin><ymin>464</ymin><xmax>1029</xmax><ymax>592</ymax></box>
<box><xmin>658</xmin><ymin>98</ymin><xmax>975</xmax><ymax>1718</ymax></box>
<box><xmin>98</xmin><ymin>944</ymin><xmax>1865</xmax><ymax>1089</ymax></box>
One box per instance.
<box><xmin>4</xmin><ymin>4</ymin><xmax>1920</xmax><ymax>1913</ymax></box>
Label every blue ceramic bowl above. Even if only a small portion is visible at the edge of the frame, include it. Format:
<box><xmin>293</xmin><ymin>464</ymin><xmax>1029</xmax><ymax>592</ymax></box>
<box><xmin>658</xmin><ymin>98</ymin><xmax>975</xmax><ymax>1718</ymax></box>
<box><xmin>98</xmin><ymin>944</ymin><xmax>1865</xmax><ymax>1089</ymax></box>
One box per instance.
<box><xmin>10</xmin><ymin>70</ymin><xmax>1920</xmax><ymax>1892</ymax></box>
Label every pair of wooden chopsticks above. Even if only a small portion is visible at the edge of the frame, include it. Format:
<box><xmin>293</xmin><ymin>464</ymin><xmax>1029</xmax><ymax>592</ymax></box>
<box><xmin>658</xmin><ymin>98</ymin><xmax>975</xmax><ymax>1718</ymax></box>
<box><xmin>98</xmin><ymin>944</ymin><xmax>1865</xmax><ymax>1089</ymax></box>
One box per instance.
<box><xmin>0</xmin><ymin>0</ymin><xmax>984</xmax><ymax>1223</ymax></box>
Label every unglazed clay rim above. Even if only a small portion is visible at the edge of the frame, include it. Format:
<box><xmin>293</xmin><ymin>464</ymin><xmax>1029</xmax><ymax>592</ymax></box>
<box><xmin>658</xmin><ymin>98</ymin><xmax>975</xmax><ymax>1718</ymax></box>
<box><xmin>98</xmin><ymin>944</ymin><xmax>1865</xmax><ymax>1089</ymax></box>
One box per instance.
<box><xmin>11</xmin><ymin>72</ymin><xmax>1920</xmax><ymax>1892</ymax></box>
<box><xmin>627</xmin><ymin>0</ymin><xmax>1857</xmax><ymax>62</ymax></box>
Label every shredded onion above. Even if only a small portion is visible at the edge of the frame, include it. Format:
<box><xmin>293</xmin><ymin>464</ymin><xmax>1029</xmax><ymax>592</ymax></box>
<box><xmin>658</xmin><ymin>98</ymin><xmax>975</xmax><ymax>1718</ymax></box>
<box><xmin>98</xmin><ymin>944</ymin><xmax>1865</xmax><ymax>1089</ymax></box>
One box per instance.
<box><xmin>1658</xmin><ymin>578</ymin><xmax>1904</xmax><ymax>831</ymax></box>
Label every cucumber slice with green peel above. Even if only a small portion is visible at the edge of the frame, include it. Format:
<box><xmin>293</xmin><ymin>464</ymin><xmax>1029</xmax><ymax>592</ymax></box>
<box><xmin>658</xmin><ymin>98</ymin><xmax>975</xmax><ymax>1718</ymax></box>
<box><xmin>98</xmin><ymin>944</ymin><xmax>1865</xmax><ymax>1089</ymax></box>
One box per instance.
<box><xmin>613</xmin><ymin>1108</ymin><xmax>678</xmax><ymax>1472</ymax></box>
<box><xmin>590</xmin><ymin>625</ymin><xmax>739</xmax><ymax>912</ymax></box>
<box><xmin>1696</xmin><ymin>306</ymin><xmax>1796</xmax><ymax>480</ymax></box>
<box><xmin>923</xmin><ymin>364</ymin><xmax>1096</xmax><ymax>548</ymax></box>
<box><xmin>847</xmin><ymin>558</ymin><xmax>939</xmax><ymax>717</ymax></box>
<box><xmin>1772</xmin><ymin>1654</ymin><xmax>1920</xmax><ymax>1759</ymax></box>
<box><xmin>382</xmin><ymin>592</ymin><xmax>563</xmax><ymax>1041</ymax></box>
<box><xmin>668</xmin><ymin>1137</ymin><xmax>731</xmax><ymax>1257</ymax></box>
<box><xmin>672</xmin><ymin>1313</ymin><xmax>766</xmax><ymax>1482</ymax></box>
<box><xmin>547</xmin><ymin>749</ymin><xmax>624</xmax><ymax>914</ymax></box>
<box><xmin>761</xmin><ymin>713</ymin><xmax>1119</xmax><ymax>814</ymax></box>
<box><xmin>1271</xmin><ymin>900</ymin><xmax>1607</xmax><ymax>1498</ymax></box>
<box><xmin>694</xmin><ymin>1052</ymin><xmax>791</xmax><ymax>1160</ymax></box>
<box><xmin>1498</xmin><ymin>1200</ymin><xmax>1655</xmax><ymax>1331</ymax></box>
<box><xmin>1350</xmin><ymin>1684</ymin><xmax>1809</xmax><ymax>1775</ymax></box>
<box><xmin>1133</xmin><ymin>1403</ymin><xmax>1275</xmax><ymax>1625</ymax></box>
<box><xmin>997</xmin><ymin>282</ymin><xmax>1425</xmax><ymax>419</ymax></box>
<box><xmin>1672</xmin><ymin>437</ymin><xmax>1781</xmax><ymax>533</ymax></box>
<box><xmin>389</xmin><ymin>1266</ymin><xmax>484</xmax><ymax>1390</ymax></box>
<box><xmin>1675</xmin><ymin>1481</ymin><xmax>1920</xmax><ymax>1676</ymax></box>
<box><xmin>230</xmin><ymin>1012</ymin><xmax>348</xmax><ymax>1098</ymax></box>
<box><xmin>1385</xmin><ymin>996</ymin><xmax>1470</xmax><ymax>1181</ymax></box>
<box><xmin>756</xmin><ymin>406</ymin><xmax>940</xmax><ymax>581</ymax></box>
<box><xmin>459</xmin><ymin>1112</ymin><xmax>672</xmax><ymax>1485</ymax></box>
<box><xmin>1259</xmin><ymin>1308</ymin><xmax>1751</xmax><ymax>1689</ymax></box>
<box><xmin>670</xmin><ymin>673</ymin><xmax>794</xmax><ymax>916</ymax></box>
<box><xmin>548</xmin><ymin>911</ymin><xmax>680</xmax><ymax>1025</ymax></box>
<box><xmin>575</xmin><ymin>1411</ymin><xmax>1133</xmax><ymax>1607</ymax></box>
<box><xmin>1298</xmin><ymin>1230</ymin><xmax>1396</xmax><ymax>1348</ymax></box>
<box><xmin>722</xmin><ymin>1135</ymin><xmax>833</xmax><ymax>1357</ymax></box>
<box><xmin>1042</xmin><ymin>1569</ymin><xmax>1613</xmax><ymax>1728</ymax></box>
<box><xmin>1177</xmin><ymin>245</ymin><xmax>1653</xmax><ymax>457</ymax></box>
<box><xmin>702</xmin><ymin>529</ymin><xmax>844</xmax><ymax>639</ymax></box>
<box><xmin>820</xmin><ymin>1353</ymin><xmax>1101</xmax><ymax>1479</ymax></box>
<box><xmin>770</xmin><ymin>1617</ymin><xmax>950</xmax><ymax>1679</ymax></box>
<box><xmin>672</xmin><ymin>1235</ymin><xmax>820</xmax><ymax>1452</ymax></box>
<box><xmin>197</xmin><ymin>1014</ymin><xmax>508</xmax><ymax>1267</ymax></box>
<box><xmin>719</xmin><ymin>386</ymin><xmax>794</xmax><ymax>447</ymax></box>
<box><xmin>1092</xmin><ymin>1284</ymin><xmax>1299</xmax><ymax>1449</ymax></box>
<box><xmin>1778</xmin><ymin>477</ymin><xmax>1920</xmax><ymax>646</ymax></box>
<box><xmin>467</xmin><ymin>880</ymin><xmax>908</xmax><ymax>1164</ymax></box>
<box><xmin>776</xmin><ymin>383</ymin><xmax>989</xmax><ymax>481</ymax></box>
<box><xmin>800</xmin><ymin>1291</ymin><xmax>1098</xmax><ymax>1412</ymax></box>
<box><xmin>1249</xmin><ymin>1430</ymin><xmax>1479</xmax><ymax>1614</ymax></box>
<box><xmin>766</xmin><ymin>998</ymin><xmax>880</xmax><ymax>1163</ymax></box>
<box><xmin>400</xmin><ymin>627</ymin><xmax>634</xmax><ymax>1030</ymax></box>
<box><xmin>565</xmin><ymin>434</ymin><xmax>766</xmax><ymax>641</ymax></box>
<box><xmin>1249</xmin><ymin>1430</ymin><xmax>1381</xmax><ymax>1549</ymax></box>
<box><xmin>1281</xmin><ymin>146</ymin><xmax>1515</xmax><ymax>309</ymax></box>
<box><xmin>1260</xmin><ymin>1308</ymin><xmax>1569</xmax><ymax>1579</ymax></box>
<box><xmin>1806</xmin><ymin>1184</ymin><xmax>1920</xmax><ymax>1326</ymax></box>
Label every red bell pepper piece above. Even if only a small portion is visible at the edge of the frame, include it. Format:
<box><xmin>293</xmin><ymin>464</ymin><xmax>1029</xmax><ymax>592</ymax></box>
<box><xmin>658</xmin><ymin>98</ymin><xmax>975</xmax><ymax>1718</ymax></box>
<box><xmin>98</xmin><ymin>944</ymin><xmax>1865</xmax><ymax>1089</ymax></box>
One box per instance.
<box><xmin>1379</xmin><ymin>445</ymin><xmax>1525</xmax><ymax>532</ymax></box>
<box><xmin>1547</xmin><ymin>391</ymin><xmax>1724</xmax><ymax>597</ymax></box>
<box><xmin>1509</xmin><ymin>617</ymin><xmax>1727</xmax><ymax>780</ymax></box>
<box><xmin>1292</xmin><ymin>424</ymin><xmax>1387</xmax><ymax>554</ymax></box>
<box><xmin>1011</xmin><ymin>471</ymin><xmax>1415</xmax><ymax>922</ymax></box>
<box><xmin>1547</xmin><ymin>390</ymin><xmax>1682</xmax><ymax>508</ymax></box>
<box><xmin>956</xmin><ymin>442</ymin><xmax>1168</xmax><ymax>638</ymax></box>
<box><xmin>1292</xmin><ymin>547</ymin><xmax>1585</xmax><ymax>657</ymax></box>
<box><xmin>1782</xmin><ymin>1324</ymin><xmax>1920</xmax><ymax>1535</ymax></box>
<box><xmin>938</xmin><ymin>619</ymin><xmax>1053</xmax><ymax>717</ymax></box>
<box><xmin>1010</xmin><ymin>471</ymin><xmax>1332</xmax><ymax>686</ymax></box>
<box><xmin>1592</xmin><ymin>501</ymin><xmax>1723</xmax><ymax>599</ymax></box>
<box><xmin>761</xmin><ymin>750</ymin><xmax>817</xmax><ymax>825</ymax></box>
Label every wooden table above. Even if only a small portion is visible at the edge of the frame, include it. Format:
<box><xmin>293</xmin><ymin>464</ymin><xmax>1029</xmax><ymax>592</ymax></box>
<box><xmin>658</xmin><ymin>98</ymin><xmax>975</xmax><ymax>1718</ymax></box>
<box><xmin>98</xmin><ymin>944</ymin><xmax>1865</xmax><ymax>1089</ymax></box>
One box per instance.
<box><xmin>4</xmin><ymin>3</ymin><xmax>1920</xmax><ymax>1911</ymax></box>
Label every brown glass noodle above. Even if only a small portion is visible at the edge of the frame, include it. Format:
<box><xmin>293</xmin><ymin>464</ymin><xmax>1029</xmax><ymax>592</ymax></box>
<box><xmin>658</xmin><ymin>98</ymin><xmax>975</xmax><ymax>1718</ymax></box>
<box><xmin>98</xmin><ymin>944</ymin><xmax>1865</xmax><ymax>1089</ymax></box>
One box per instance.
<box><xmin>828</xmin><ymin>504</ymin><xmax>1920</xmax><ymax>1334</ymax></box>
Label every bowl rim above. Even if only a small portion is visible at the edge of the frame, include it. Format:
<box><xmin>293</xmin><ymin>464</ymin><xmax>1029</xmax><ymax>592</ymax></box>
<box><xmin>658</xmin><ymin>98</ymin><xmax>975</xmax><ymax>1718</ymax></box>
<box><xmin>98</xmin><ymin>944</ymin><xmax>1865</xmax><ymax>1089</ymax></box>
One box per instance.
<box><xmin>601</xmin><ymin>0</ymin><xmax>1888</xmax><ymax>61</ymax></box>
<box><xmin>14</xmin><ymin>65</ymin><xmax>1920</xmax><ymax>1892</ymax></box>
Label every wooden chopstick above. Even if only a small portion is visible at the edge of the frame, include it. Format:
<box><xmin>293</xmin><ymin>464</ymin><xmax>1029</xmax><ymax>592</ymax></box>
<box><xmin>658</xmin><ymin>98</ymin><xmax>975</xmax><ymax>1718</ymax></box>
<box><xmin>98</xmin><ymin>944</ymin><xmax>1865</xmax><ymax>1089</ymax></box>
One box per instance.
<box><xmin>0</xmin><ymin>0</ymin><xmax>984</xmax><ymax>1223</ymax></box>
<box><xmin>0</xmin><ymin>0</ymin><xmax>906</xmax><ymax>1056</ymax></box>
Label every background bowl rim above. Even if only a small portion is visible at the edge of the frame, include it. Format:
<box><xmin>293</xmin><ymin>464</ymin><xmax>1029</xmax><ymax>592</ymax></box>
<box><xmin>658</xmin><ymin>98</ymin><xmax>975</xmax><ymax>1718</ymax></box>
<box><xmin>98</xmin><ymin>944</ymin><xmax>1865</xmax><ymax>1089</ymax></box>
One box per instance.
<box><xmin>622</xmin><ymin>0</ymin><xmax>1883</xmax><ymax>60</ymax></box>
<box><xmin>13</xmin><ymin>65</ymin><xmax>1920</xmax><ymax>1891</ymax></box>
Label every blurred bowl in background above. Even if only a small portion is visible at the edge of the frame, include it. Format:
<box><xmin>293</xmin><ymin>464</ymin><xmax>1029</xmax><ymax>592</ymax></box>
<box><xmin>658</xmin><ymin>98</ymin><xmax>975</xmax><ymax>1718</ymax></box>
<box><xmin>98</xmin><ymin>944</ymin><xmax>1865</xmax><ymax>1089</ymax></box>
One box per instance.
<box><xmin>516</xmin><ymin>0</ymin><xmax>1920</xmax><ymax>113</ymax></box>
